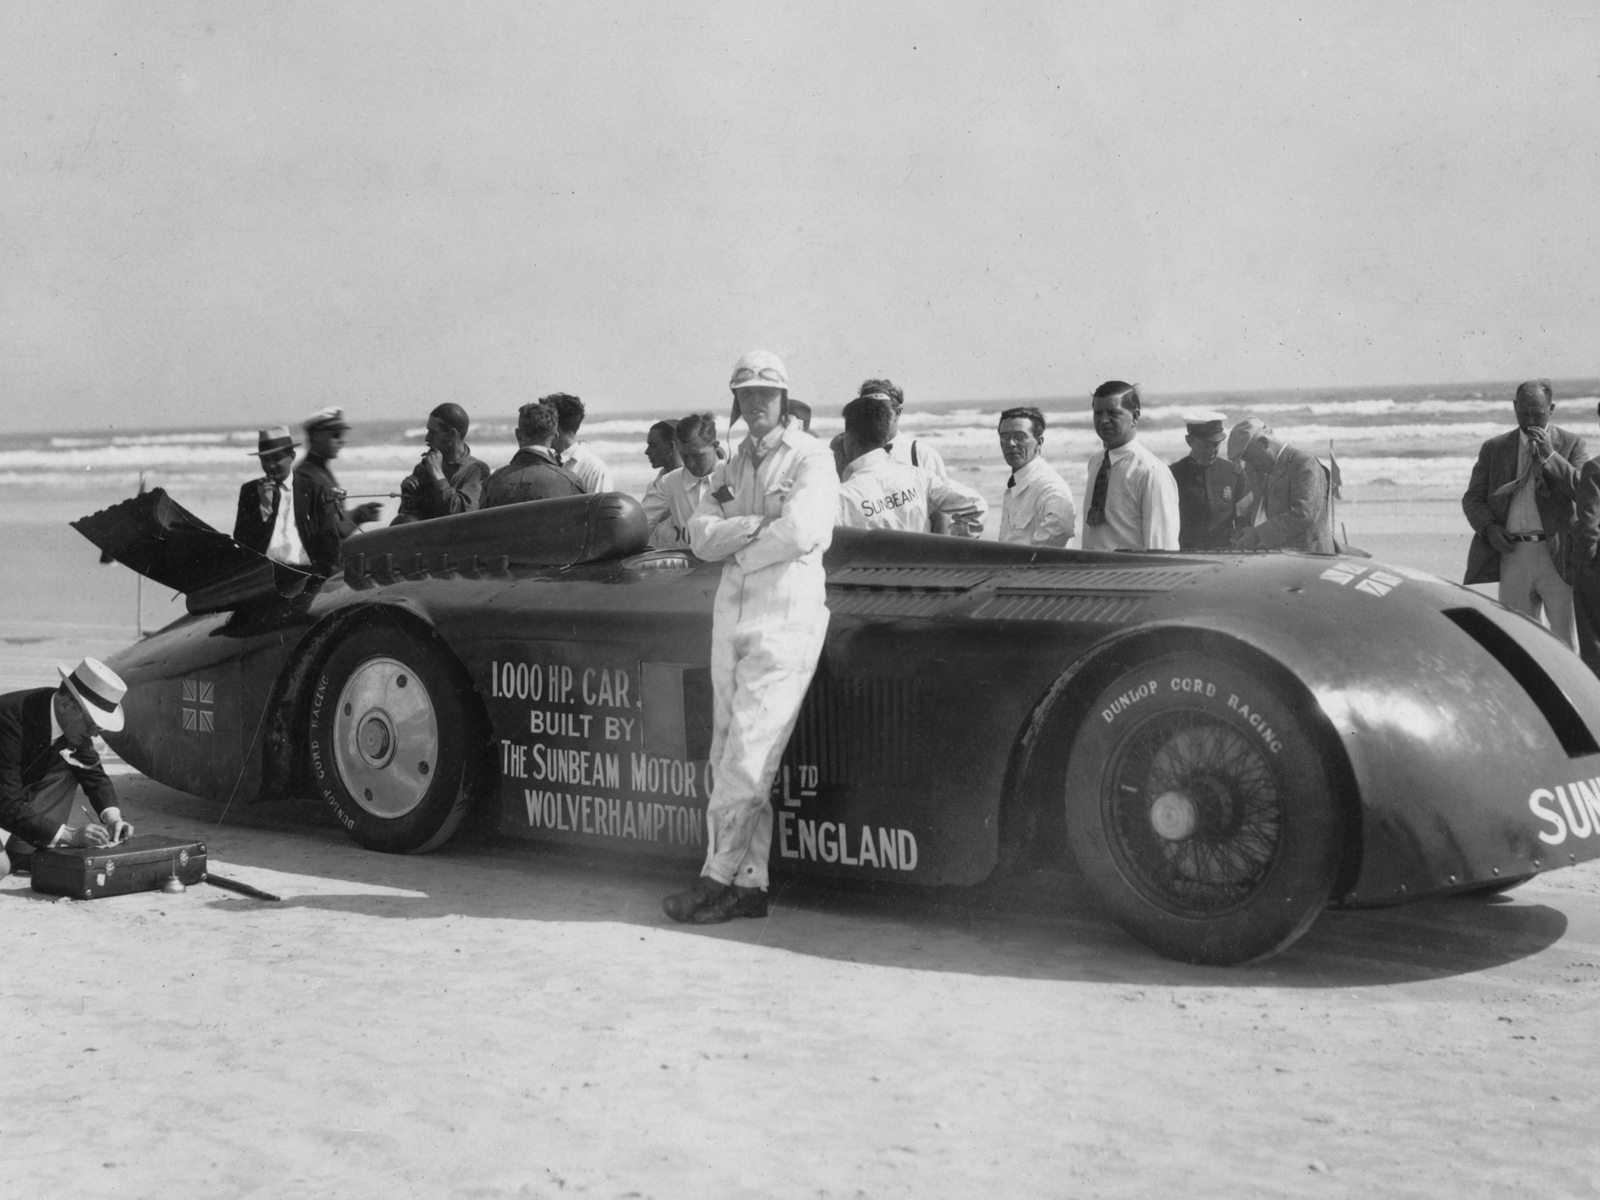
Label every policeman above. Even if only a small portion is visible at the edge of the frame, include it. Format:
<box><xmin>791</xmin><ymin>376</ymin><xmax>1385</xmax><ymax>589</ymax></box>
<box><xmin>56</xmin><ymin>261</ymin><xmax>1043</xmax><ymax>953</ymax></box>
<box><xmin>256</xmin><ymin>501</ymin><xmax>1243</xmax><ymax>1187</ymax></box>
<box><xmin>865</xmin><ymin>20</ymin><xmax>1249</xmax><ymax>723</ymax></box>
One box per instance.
<box><xmin>1169</xmin><ymin>411</ymin><xmax>1240</xmax><ymax>550</ymax></box>
<box><xmin>664</xmin><ymin>351</ymin><xmax>839</xmax><ymax>924</ymax></box>
<box><xmin>294</xmin><ymin>407</ymin><xmax>382</xmax><ymax>574</ymax></box>
<box><xmin>836</xmin><ymin>394</ymin><xmax>986</xmax><ymax>535</ymax></box>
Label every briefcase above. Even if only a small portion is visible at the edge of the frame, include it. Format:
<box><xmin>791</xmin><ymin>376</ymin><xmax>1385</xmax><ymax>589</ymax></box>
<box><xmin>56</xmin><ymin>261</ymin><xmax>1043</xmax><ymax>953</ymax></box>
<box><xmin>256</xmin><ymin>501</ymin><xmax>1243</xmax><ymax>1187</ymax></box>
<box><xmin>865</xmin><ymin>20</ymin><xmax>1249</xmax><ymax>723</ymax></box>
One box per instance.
<box><xmin>30</xmin><ymin>835</ymin><xmax>207</xmax><ymax>900</ymax></box>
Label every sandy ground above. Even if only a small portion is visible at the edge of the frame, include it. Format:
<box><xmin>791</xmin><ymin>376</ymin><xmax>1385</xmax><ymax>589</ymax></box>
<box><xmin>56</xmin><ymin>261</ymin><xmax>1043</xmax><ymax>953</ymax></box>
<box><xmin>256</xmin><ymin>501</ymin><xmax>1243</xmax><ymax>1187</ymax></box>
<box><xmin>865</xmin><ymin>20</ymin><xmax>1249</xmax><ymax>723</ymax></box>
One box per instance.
<box><xmin>4</xmin><ymin>498</ymin><xmax>1598</xmax><ymax>1198</ymax></box>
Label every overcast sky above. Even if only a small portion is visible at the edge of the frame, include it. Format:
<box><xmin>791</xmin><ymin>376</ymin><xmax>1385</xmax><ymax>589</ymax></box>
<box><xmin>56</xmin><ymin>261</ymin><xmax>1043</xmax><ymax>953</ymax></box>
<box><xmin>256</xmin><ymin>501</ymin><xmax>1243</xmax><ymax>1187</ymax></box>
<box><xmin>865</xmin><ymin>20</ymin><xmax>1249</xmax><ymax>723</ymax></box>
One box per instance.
<box><xmin>3</xmin><ymin>2</ymin><xmax>1598</xmax><ymax>432</ymax></box>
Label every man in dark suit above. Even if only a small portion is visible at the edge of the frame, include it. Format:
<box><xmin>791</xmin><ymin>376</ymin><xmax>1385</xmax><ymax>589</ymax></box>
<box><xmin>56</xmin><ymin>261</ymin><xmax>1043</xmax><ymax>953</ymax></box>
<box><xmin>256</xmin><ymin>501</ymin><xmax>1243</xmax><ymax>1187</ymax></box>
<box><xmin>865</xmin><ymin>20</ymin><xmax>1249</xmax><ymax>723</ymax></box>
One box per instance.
<box><xmin>1568</xmin><ymin>401</ymin><xmax>1600</xmax><ymax>676</ymax></box>
<box><xmin>1462</xmin><ymin>379</ymin><xmax>1588</xmax><ymax>649</ymax></box>
<box><xmin>294</xmin><ymin>407</ymin><xmax>383</xmax><ymax>575</ymax></box>
<box><xmin>482</xmin><ymin>400</ymin><xmax>587</xmax><ymax>508</ymax></box>
<box><xmin>0</xmin><ymin>658</ymin><xmax>132</xmax><ymax>879</ymax></box>
<box><xmin>233</xmin><ymin>425</ymin><xmax>305</xmax><ymax>562</ymax></box>
<box><xmin>1227</xmin><ymin>418</ymin><xmax>1335</xmax><ymax>553</ymax></box>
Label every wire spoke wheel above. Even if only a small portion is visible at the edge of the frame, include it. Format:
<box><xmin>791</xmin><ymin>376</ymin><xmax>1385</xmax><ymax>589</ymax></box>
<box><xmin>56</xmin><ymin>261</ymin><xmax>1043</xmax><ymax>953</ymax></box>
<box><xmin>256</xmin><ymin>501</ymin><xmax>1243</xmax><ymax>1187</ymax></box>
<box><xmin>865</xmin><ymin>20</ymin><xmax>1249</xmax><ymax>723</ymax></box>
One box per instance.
<box><xmin>1105</xmin><ymin>712</ymin><xmax>1282</xmax><ymax>917</ymax></box>
<box><xmin>1064</xmin><ymin>652</ymin><xmax>1345</xmax><ymax>965</ymax></box>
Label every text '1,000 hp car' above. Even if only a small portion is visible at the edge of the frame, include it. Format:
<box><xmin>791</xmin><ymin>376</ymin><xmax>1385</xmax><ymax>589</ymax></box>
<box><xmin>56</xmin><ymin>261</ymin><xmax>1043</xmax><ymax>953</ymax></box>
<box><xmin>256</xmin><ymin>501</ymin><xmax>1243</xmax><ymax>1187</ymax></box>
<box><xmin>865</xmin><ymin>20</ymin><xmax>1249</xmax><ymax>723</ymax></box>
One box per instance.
<box><xmin>75</xmin><ymin>488</ymin><xmax>1600</xmax><ymax>965</ymax></box>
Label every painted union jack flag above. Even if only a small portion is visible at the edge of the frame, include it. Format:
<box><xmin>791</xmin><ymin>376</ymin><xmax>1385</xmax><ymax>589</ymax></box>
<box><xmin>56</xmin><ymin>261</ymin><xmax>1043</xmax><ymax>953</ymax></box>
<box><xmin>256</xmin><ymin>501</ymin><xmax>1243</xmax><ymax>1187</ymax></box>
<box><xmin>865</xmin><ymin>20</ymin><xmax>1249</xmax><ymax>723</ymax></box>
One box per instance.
<box><xmin>181</xmin><ymin>678</ymin><xmax>215</xmax><ymax>733</ymax></box>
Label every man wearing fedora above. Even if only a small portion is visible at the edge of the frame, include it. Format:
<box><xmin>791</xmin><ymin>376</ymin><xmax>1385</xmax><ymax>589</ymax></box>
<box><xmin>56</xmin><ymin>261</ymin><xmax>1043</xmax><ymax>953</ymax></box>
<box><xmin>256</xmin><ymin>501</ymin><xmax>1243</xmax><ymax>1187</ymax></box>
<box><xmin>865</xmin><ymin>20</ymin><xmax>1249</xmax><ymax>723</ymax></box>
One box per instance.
<box><xmin>234</xmin><ymin>425</ymin><xmax>307</xmax><ymax>563</ymax></box>
<box><xmin>295</xmin><ymin>407</ymin><xmax>383</xmax><ymax>576</ymax></box>
<box><xmin>0</xmin><ymin>658</ymin><xmax>132</xmax><ymax>879</ymax></box>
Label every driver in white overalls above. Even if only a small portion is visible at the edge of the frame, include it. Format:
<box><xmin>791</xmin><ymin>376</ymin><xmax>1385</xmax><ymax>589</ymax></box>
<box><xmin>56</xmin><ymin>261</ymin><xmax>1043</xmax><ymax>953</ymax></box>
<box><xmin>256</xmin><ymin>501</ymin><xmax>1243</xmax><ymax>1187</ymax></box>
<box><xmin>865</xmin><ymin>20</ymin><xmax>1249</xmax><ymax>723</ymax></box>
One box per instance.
<box><xmin>663</xmin><ymin>350</ymin><xmax>839</xmax><ymax>924</ymax></box>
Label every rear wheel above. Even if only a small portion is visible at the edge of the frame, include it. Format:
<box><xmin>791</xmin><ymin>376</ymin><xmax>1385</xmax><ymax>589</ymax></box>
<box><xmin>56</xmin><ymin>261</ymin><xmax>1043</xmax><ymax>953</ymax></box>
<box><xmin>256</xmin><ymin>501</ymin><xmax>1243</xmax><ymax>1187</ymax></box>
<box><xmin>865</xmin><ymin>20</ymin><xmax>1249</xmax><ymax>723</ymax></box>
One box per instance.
<box><xmin>308</xmin><ymin>625</ymin><xmax>489</xmax><ymax>853</ymax></box>
<box><xmin>1064</xmin><ymin>653</ymin><xmax>1345</xmax><ymax>965</ymax></box>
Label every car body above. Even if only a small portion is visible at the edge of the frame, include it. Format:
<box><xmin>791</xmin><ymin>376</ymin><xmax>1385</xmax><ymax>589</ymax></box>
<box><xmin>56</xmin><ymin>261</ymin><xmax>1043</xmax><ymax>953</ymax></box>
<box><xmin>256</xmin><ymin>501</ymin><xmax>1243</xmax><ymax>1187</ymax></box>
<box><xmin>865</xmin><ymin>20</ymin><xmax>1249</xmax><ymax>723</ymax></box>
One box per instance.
<box><xmin>76</xmin><ymin>490</ymin><xmax>1600</xmax><ymax>964</ymax></box>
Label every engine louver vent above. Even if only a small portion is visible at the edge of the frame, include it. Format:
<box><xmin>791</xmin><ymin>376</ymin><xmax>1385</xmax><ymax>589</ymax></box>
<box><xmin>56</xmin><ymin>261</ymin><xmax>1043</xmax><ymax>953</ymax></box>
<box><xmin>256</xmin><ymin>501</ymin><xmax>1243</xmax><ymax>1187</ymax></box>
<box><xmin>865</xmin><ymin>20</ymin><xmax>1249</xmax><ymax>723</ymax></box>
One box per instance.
<box><xmin>827</xmin><ymin>566</ymin><xmax>995</xmax><ymax>590</ymax></box>
<box><xmin>988</xmin><ymin>565</ymin><xmax>1213</xmax><ymax>592</ymax></box>
<box><xmin>972</xmin><ymin>593</ymin><xmax>1149</xmax><ymax>623</ymax></box>
<box><xmin>827</xmin><ymin>591</ymin><xmax>956</xmax><ymax>618</ymax></box>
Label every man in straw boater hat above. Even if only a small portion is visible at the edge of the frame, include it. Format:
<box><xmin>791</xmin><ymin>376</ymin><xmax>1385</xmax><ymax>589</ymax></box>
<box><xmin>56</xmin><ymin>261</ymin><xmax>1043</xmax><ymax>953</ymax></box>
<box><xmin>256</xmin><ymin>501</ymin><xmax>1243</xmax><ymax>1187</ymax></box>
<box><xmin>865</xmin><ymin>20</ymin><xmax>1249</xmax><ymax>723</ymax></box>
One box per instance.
<box><xmin>233</xmin><ymin>425</ymin><xmax>308</xmax><ymax>564</ymax></box>
<box><xmin>0</xmin><ymin>657</ymin><xmax>132</xmax><ymax>879</ymax></box>
<box><xmin>662</xmin><ymin>350</ymin><xmax>838</xmax><ymax>924</ymax></box>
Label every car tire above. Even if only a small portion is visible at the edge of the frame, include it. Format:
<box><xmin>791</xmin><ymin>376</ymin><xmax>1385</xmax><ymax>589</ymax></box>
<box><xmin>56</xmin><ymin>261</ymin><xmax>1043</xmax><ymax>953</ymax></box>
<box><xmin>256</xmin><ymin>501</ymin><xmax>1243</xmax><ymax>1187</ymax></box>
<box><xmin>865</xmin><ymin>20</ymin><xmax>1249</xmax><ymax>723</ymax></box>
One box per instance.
<box><xmin>1064</xmin><ymin>653</ymin><xmax>1345</xmax><ymax>965</ymax></box>
<box><xmin>308</xmin><ymin>624</ymin><xmax>489</xmax><ymax>854</ymax></box>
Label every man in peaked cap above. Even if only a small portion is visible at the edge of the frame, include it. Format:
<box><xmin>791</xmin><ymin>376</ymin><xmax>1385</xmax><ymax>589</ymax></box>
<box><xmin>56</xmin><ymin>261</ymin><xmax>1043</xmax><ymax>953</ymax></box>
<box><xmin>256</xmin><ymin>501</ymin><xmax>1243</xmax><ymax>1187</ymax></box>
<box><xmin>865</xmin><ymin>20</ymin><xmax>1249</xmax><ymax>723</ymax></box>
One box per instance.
<box><xmin>294</xmin><ymin>407</ymin><xmax>383</xmax><ymax>575</ymax></box>
<box><xmin>0</xmin><ymin>657</ymin><xmax>133</xmax><ymax>879</ymax></box>
<box><xmin>234</xmin><ymin>425</ymin><xmax>307</xmax><ymax>564</ymax></box>
<box><xmin>663</xmin><ymin>350</ymin><xmax>839</xmax><ymax>925</ymax></box>
<box><xmin>1227</xmin><ymin>417</ymin><xmax>1335</xmax><ymax>554</ymax></box>
<box><xmin>1169</xmin><ymin>411</ymin><xmax>1242</xmax><ymax>550</ymax></box>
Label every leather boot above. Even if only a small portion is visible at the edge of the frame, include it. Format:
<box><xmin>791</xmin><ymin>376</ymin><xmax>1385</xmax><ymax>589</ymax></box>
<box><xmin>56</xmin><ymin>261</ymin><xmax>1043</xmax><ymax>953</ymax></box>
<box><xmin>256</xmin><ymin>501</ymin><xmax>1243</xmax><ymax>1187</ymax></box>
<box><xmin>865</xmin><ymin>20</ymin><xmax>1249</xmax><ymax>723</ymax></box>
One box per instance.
<box><xmin>689</xmin><ymin>885</ymin><xmax>769</xmax><ymax>924</ymax></box>
<box><xmin>662</xmin><ymin>876</ymin><xmax>730</xmax><ymax>923</ymax></box>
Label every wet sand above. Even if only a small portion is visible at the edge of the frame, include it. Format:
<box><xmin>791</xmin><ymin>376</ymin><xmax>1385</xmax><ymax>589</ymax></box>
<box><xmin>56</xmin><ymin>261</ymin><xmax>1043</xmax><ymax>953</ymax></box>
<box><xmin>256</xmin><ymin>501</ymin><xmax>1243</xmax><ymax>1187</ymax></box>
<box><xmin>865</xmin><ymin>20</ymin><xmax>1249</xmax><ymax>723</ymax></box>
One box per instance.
<box><xmin>5</xmin><ymin>495</ymin><xmax>1597</xmax><ymax>1198</ymax></box>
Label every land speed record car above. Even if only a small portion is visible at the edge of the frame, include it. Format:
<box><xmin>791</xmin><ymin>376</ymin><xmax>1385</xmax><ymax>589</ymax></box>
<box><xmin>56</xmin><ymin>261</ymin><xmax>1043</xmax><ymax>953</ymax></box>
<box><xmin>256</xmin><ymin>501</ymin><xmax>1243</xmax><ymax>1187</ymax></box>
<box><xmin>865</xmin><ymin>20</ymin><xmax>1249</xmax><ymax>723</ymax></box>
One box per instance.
<box><xmin>76</xmin><ymin>489</ymin><xmax>1600</xmax><ymax>965</ymax></box>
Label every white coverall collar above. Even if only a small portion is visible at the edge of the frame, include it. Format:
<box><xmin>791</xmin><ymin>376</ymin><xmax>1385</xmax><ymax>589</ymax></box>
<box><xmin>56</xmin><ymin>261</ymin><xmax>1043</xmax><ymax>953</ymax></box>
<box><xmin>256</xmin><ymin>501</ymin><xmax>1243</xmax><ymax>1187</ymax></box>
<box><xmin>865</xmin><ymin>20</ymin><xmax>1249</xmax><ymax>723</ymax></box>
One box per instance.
<box><xmin>841</xmin><ymin>447</ymin><xmax>890</xmax><ymax>481</ymax></box>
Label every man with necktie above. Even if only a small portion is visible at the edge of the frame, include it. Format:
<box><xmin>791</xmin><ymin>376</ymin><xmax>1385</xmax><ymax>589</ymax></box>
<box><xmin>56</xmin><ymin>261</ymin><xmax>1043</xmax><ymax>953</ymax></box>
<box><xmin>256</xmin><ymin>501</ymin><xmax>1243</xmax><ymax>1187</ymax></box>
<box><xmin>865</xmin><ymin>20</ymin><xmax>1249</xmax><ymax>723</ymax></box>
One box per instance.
<box><xmin>996</xmin><ymin>406</ymin><xmax>1076</xmax><ymax>548</ymax></box>
<box><xmin>1081</xmin><ymin>381</ymin><xmax>1180</xmax><ymax>552</ymax></box>
<box><xmin>233</xmin><ymin>425</ymin><xmax>307</xmax><ymax>564</ymax></box>
<box><xmin>0</xmin><ymin>657</ymin><xmax>132</xmax><ymax>879</ymax></box>
<box><xmin>643</xmin><ymin>412</ymin><xmax>723</xmax><ymax>550</ymax></box>
<box><xmin>1462</xmin><ymin>379</ymin><xmax>1588</xmax><ymax>647</ymax></box>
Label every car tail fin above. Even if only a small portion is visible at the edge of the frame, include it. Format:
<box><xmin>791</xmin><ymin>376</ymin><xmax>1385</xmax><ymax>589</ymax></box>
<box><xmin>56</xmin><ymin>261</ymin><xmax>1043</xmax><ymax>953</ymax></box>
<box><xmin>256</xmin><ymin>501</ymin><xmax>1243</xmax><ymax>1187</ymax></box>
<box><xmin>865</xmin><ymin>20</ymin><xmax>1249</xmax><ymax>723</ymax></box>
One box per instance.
<box><xmin>1443</xmin><ymin>607</ymin><xmax>1600</xmax><ymax>757</ymax></box>
<box><xmin>72</xmin><ymin>489</ymin><xmax>318</xmax><ymax>615</ymax></box>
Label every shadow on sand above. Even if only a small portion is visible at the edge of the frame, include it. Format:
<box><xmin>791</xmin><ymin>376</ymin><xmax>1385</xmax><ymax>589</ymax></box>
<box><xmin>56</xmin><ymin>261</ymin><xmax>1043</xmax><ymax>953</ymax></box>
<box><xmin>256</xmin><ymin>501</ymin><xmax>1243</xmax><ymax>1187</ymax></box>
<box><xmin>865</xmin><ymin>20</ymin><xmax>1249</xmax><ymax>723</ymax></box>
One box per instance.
<box><xmin>13</xmin><ymin>779</ymin><xmax>1571</xmax><ymax>991</ymax></box>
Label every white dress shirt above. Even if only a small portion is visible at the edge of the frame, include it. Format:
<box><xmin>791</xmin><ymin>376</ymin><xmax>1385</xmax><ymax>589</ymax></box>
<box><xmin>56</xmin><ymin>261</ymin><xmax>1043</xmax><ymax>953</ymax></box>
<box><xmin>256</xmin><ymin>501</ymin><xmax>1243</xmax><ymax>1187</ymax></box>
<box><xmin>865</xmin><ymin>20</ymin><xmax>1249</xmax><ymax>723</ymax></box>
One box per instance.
<box><xmin>999</xmin><ymin>456</ymin><xmax>1077</xmax><ymax>548</ymax></box>
<box><xmin>1507</xmin><ymin>433</ymin><xmax>1544</xmax><ymax>534</ymax></box>
<box><xmin>643</xmin><ymin>467</ymin><xmax>714</xmax><ymax>549</ymax></box>
<box><xmin>1081</xmin><ymin>437</ymin><xmax>1181</xmax><ymax>552</ymax></box>
<box><xmin>886</xmin><ymin>437</ymin><xmax>947</xmax><ymax>479</ymax></box>
<box><xmin>264</xmin><ymin>476</ymin><xmax>307</xmax><ymax>565</ymax></box>
<box><xmin>563</xmin><ymin>442</ymin><xmax>615</xmax><ymax>494</ymax></box>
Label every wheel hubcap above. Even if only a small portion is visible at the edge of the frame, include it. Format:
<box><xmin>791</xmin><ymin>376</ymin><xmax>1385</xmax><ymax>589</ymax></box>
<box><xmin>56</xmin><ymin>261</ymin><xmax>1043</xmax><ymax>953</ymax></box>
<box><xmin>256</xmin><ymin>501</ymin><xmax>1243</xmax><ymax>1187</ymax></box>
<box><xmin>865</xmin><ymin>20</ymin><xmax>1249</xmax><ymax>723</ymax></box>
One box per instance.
<box><xmin>333</xmin><ymin>656</ymin><xmax>439</xmax><ymax>819</ymax></box>
<box><xmin>1149</xmin><ymin>791</ymin><xmax>1198</xmax><ymax>841</ymax></box>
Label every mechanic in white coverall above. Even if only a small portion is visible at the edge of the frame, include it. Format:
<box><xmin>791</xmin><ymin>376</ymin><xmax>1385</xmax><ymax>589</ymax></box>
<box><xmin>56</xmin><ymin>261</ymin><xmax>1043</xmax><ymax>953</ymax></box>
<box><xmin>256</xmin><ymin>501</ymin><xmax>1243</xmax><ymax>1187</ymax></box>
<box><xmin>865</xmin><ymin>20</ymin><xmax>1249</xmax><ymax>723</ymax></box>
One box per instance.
<box><xmin>662</xmin><ymin>351</ymin><xmax>840</xmax><ymax>925</ymax></box>
<box><xmin>835</xmin><ymin>394</ymin><xmax>987</xmax><ymax>535</ymax></box>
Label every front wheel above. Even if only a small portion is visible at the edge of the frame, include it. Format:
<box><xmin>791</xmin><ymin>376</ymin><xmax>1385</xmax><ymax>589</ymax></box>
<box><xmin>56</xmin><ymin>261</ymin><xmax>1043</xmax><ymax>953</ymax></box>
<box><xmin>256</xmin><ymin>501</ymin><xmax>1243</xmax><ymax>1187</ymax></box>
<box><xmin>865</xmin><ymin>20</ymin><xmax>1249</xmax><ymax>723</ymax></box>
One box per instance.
<box><xmin>1064</xmin><ymin>653</ymin><xmax>1345</xmax><ymax>965</ymax></box>
<box><xmin>308</xmin><ymin>624</ymin><xmax>490</xmax><ymax>853</ymax></box>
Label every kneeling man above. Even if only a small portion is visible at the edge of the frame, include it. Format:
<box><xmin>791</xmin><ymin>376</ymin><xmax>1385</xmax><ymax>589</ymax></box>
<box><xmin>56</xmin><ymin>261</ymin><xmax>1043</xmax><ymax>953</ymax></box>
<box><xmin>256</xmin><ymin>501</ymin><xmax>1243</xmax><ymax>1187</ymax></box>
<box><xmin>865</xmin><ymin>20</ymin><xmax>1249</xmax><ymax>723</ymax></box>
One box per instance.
<box><xmin>663</xmin><ymin>351</ymin><xmax>839</xmax><ymax>924</ymax></box>
<box><xmin>0</xmin><ymin>658</ymin><xmax>132</xmax><ymax>879</ymax></box>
